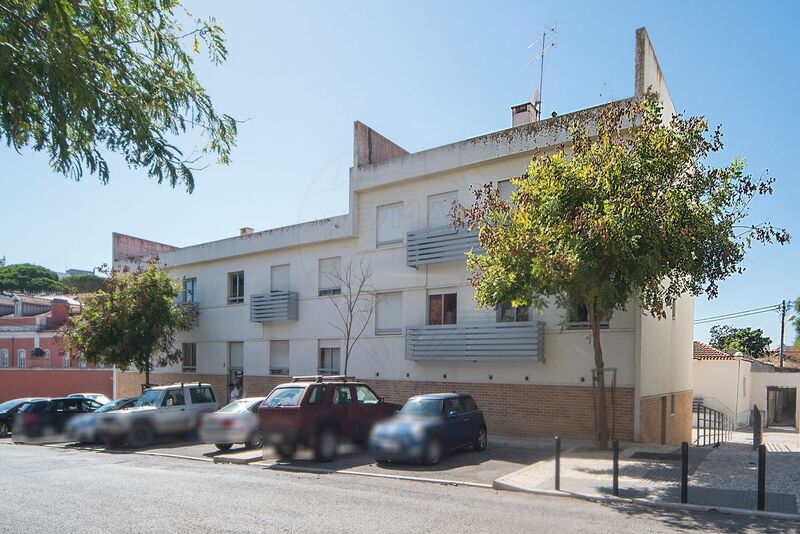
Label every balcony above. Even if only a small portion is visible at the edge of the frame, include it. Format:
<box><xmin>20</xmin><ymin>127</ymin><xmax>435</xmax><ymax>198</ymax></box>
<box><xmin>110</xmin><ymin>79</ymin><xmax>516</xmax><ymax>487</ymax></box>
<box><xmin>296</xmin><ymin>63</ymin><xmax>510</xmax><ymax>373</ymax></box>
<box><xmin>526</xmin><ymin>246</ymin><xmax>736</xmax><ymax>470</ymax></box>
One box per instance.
<box><xmin>250</xmin><ymin>290</ymin><xmax>299</xmax><ymax>322</ymax></box>
<box><xmin>405</xmin><ymin>321</ymin><xmax>545</xmax><ymax>362</ymax></box>
<box><xmin>406</xmin><ymin>226</ymin><xmax>480</xmax><ymax>267</ymax></box>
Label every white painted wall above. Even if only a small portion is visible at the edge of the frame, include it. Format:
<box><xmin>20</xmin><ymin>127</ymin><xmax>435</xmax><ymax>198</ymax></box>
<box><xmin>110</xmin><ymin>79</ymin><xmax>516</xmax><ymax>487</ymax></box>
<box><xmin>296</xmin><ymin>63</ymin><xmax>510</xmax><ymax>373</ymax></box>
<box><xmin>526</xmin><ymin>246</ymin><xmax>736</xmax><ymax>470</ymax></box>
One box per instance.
<box><xmin>692</xmin><ymin>357</ymin><xmax>752</xmax><ymax>427</ymax></box>
<box><xmin>750</xmin><ymin>370</ymin><xmax>800</xmax><ymax>431</ymax></box>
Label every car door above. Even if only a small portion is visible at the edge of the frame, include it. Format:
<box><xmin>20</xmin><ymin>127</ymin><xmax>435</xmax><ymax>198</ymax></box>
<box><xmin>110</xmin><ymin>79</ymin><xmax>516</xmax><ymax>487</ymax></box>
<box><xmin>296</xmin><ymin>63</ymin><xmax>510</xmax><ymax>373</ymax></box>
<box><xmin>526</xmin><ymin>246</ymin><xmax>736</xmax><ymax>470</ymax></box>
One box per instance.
<box><xmin>460</xmin><ymin>396</ymin><xmax>480</xmax><ymax>444</ymax></box>
<box><xmin>160</xmin><ymin>388</ymin><xmax>189</xmax><ymax>432</ymax></box>
<box><xmin>331</xmin><ymin>385</ymin><xmax>357</xmax><ymax>438</ymax></box>
<box><xmin>353</xmin><ymin>385</ymin><xmax>383</xmax><ymax>439</ymax></box>
<box><xmin>442</xmin><ymin>398</ymin><xmax>469</xmax><ymax>448</ymax></box>
<box><xmin>56</xmin><ymin>399</ymin><xmax>81</xmax><ymax>432</ymax></box>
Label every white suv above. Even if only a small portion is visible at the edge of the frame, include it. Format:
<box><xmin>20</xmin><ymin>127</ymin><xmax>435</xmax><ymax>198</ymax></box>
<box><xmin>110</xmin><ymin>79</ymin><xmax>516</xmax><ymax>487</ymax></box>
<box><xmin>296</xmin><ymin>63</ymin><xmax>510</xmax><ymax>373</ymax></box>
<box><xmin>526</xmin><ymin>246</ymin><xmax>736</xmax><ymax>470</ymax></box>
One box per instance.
<box><xmin>97</xmin><ymin>383</ymin><xmax>219</xmax><ymax>448</ymax></box>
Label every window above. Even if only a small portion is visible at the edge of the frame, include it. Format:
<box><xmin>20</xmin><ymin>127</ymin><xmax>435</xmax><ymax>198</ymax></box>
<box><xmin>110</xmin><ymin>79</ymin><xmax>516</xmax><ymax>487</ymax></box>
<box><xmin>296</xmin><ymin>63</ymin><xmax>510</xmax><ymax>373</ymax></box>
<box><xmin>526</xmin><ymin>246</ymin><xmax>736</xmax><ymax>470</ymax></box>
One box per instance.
<box><xmin>428</xmin><ymin>191</ymin><xmax>458</xmax><ymax>229</ymax></box>
<box><xmin>428</xmin><ymin>292</ymin><xmax>457</xmax><ymax>325</ymax></box>
<box><xmin>332</xmin><ymin>385</ymin><xmax>352</xmax><ymax>406</ymax></box>
<box><xmin>318</xmin><ymin>257</ymin><xmax>341</xmax><ymax>296</ymax></box>
<box><xmin>375</xmin><ymin>292</ymin><xmax>402</xmax><ymax>334</ymax></box>
<box><xmin>43</xmin><ymin>349</ymin><xmax>50</xmax><ymax>361</ymax></box>
<box><xmin>183</xmin><ymin>277</ymin><xmax>197</xmax><ymax>303</ymax></box>
<box><xmin>308</xmin><ymin>385</ymin><xmax>327</xmax><ymax>405</ymax></box>
<box><xmin>162</xmin><ymin>389</ymin><xmax>186</xmax><ymax>407</ymax></box>
<box><xmin>79</xmin><ymin>360</ymin><xmax>87</xmax><ymax>368</ymax></box>
<box><xmin>355</xmin><ymin>385</ymin><xmax>380</xmax><ymax>405</ymax></box>
<box><xmin>229</xmin><ymin>342</ymin><xmax>244</xmax><ymax>369</ymax></box>
<box><xmin>376</xmin><ymin>202</ymin><xmax>404</xmax><ymax>246</ymax></box>
<box><xmin>462</xmin><ymin>396</ymin><xmax>478</xmax><ymax>412</ymax></box>
<box><xmin>270</xmin><ymin>340</ymin><xmax>290</xmax><ymax>376</ymax></box>
<box><xmin>566</xmin><ymin>299</ymin><xmax>609</xmax><ymax>329</ymax></box>
<box><xmin>189</xmin><ymin>387</ymin><xmax>216</xmax><ymax>404</ymax></box>
<box><xmin>670</xmin><ymin>394</ymin><xmax>676</xmax><ymax>416</ymax></box>
<box><xmin>264</xmin><ymin>387</ymin><xmax>304</xmax><ymax>407</ymax></box>
<box><xmin>443</xmin><ymin>398</ymin><xmax>464</xmax><ymax>415</ymax></box>
<box><xmin>62</xmin><ymin>352</ymin><xmax>70</xmax><ymax>368</ymax></box>
<box><xmin>497</xmin><ymin>303</ymin><xmax>529</xmax><ymax>323</ymax></box>
<box><xmin>270</xmin><ymin>264</ymin><xmax>290</xmax><ymax>291</ymax></box>
<box><xmin>743</xmin><ymin>377</ymin><xmax>747</xmax><ymax>397</ymax></box>
<box><xmin>17</xmin><ymin>350</ymin><xmax>26</xmax><ymax>368</ymax></box>
<box><xmin>318</xmin><ymin>343</ymin><xmax>340</xmax><ymax>375</ymax></box>
<box><xmin>182</xmin><ymin>343</ymin><xmax>197</xmax><ymax>372</ymax></box>
<box><xmin>0</xmin><ymin>349</ymin><xmax>8</xmax><ymax>368</ymax></box>
<box><xmin>498</xmin><ymin>179</ymin><xmax>515</xmax><ymax>202</ymax></box>
<box><xmin>227</xmin><ymin>271</ymin><xmax>244</xmax><ymax>304</ymax></box>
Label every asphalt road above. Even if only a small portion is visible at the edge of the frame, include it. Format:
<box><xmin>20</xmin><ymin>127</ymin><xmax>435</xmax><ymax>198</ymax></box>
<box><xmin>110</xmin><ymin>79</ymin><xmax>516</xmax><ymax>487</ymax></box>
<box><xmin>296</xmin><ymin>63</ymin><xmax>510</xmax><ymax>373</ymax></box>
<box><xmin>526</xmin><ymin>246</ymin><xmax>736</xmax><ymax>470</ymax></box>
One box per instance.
<box><xmin>1</xmin><ymin>443</ymin><xmax>797</xmax><ymax>534</ymax></box>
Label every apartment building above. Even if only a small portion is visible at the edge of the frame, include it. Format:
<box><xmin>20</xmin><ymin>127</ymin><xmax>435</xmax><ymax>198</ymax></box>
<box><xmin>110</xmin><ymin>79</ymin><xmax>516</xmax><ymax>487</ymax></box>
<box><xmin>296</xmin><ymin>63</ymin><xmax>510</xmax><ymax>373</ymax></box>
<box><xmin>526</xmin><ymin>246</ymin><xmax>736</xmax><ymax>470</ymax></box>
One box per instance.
<box><xmin>113</xmin><ymin>28</ymin><xmax>693</xmax><ymax>444</ymax></box>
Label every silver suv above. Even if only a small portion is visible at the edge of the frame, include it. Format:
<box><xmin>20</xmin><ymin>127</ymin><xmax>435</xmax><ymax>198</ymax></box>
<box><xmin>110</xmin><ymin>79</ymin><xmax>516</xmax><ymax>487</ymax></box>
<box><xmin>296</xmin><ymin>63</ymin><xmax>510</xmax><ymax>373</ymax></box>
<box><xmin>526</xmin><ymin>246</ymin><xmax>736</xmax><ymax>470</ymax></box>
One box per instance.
<box><xmin>97</xmin><ymin>383</ymin><xmax>219</xmax><ymax>448</ymax></box>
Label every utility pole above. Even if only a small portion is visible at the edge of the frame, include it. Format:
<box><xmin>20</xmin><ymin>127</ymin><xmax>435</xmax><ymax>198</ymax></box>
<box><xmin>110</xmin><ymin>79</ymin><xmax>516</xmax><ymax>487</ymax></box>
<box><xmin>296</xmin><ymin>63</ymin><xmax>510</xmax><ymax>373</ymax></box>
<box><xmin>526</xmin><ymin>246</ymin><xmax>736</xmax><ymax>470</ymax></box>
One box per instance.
<box><xmin>779</xmin><ymin>299</ymin><xmax>786</xmax><ymax>367</ymax></box>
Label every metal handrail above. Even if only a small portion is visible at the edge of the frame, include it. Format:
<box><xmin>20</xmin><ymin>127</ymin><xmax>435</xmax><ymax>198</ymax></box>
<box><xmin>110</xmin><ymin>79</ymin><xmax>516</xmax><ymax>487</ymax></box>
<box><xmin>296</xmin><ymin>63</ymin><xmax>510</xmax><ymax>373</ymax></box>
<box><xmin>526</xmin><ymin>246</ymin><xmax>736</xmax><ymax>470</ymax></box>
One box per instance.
<box><xmin>693</xmin><ymin>403</ymin><xmax>733</xmax><ymax>446</ymax></box>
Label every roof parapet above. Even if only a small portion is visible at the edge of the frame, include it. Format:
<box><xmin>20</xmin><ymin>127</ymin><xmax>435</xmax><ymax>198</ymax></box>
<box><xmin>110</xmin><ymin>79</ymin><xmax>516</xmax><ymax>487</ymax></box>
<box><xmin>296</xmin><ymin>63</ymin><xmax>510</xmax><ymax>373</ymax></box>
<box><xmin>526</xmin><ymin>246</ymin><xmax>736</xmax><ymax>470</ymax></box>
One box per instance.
<box><xmin>353</xmin><ymin>121</ymin><xmax>409</xmax><ymax>167</ymax></box>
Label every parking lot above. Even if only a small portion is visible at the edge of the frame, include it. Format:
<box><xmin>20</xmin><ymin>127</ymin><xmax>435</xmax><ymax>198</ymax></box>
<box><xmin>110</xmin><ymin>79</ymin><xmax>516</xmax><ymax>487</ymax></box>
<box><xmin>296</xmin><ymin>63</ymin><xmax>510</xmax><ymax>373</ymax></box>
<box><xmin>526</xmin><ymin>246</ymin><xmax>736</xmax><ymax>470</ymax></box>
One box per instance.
<box><xmin>1</xmin><ymin>435</ymin><xmax>550</xmax><ymax>486</ymax></box>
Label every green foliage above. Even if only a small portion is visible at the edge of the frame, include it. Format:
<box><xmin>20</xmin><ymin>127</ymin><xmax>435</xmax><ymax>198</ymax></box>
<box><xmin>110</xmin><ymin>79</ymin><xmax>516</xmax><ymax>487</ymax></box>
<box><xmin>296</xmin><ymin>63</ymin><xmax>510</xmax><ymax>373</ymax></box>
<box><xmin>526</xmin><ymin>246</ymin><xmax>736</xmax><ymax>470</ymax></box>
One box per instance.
<box><xmin>0</xmin><ymin>263</ymin><xmax>61</xmax><ymax>293</ymax></box>
<box><xmin>0</xmin><ymin>0</ymin><xmax>237</xmax><ymax>192</ymax></box>
<box><xmin>60</xmin><ymin>273</ymin><xmax>105</xmax><ymax>293</ymax></box>
<box><xmin>709</xmin><ymin>325</ymin><xmax>772</xmax><ymax>358</ymax></box>
<box><xmin>62</xmin><ymin>261</ymin><xmax>195</xmax><ymax>377</ymax></box>
<box><xmin>793</xmin><ymin>296</ymin><xmax>800</xmax><ymax>349</ymax></box>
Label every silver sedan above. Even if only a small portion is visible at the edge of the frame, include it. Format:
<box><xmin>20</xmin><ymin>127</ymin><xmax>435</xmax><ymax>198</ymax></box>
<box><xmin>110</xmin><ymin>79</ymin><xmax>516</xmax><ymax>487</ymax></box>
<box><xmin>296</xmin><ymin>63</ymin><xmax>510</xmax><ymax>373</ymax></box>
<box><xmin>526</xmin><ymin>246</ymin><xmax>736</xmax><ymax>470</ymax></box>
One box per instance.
<box><xmin>199</xmin><ymin>397</ymin><xmax>265</xmax><ymax>451</ymax></box>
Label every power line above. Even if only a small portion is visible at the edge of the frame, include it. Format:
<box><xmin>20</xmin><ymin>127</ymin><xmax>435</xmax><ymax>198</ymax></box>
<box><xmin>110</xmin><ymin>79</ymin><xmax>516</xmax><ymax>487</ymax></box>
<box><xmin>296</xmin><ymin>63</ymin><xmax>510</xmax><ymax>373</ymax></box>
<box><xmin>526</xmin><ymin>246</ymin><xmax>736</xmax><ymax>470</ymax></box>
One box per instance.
<box><xmin>694</xmin><ymin>303</ymin><xmax>781</xmax><ymax>325</ymax></box>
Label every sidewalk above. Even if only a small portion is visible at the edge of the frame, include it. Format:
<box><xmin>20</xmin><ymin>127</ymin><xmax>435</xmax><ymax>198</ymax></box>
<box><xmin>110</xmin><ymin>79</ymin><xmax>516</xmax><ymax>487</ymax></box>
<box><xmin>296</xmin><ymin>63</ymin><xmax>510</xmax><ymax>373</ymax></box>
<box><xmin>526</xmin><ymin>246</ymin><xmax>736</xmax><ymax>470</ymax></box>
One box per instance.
<box><xmin>494</xmin><ymin>431</ymin><xmax>800</xmax><ymax>515</ymax></box>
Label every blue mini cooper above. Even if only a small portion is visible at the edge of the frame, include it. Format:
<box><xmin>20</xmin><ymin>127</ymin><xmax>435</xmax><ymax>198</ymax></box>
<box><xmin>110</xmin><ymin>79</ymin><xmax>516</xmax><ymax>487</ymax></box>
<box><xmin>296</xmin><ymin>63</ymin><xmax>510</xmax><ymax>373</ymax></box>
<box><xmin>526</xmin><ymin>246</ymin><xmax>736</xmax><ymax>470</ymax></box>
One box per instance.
<box><xmin>368</xmin><ymin>393</ymin><xmax>488</xmax><ymax>465</ymax></box>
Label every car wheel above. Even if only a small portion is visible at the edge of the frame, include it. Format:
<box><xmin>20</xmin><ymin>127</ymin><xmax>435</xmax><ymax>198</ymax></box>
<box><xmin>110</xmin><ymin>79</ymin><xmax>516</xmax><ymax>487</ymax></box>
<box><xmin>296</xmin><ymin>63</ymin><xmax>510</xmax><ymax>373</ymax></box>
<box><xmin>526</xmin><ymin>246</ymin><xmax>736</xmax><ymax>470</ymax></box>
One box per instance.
<box><xmin>215</xmin><ymin>443</ymin><xmax>233</xmax><ymax>452</ymax></box>
<box><xmin>473</xmin><ymin>426</ymin><xmax>488</xmax><ymax>452</ymax></box>
<box><xmin>129</xmin><ymin>423</ymin><xmax>153</xmax><ymax>449</ymax></box>
<box><xmin>423</xmin><ymin>436</ymin><xmax>442</xmax><ymax>466</ymax></box>
<box><xmin>247</xmin><ymin>432</ymin><xmax>263</xmax><ymax>450</ymax></box>
<box><xmin>314</xmin><ymin>427</ymin><xmax>338</xmax><ymax>462</ymax></box>
<box><xmin>277</xmin><ymin>443</ymin><xmax>296</xmax><ymax>460</ymax></box>
<box><xmin>0</xmin><ymin>422</ymin><xmax>8</xmax><ymax>437</ymax></box>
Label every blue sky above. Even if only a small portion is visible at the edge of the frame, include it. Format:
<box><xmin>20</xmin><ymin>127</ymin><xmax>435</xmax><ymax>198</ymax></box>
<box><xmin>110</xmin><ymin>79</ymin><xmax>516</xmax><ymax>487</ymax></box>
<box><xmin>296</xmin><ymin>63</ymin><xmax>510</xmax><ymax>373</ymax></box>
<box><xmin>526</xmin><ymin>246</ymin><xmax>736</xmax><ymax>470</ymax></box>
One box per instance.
<box><xmin>0</xmin><ymin>1</ymin><xmax>797</xmax><ymax>344</ymax></box>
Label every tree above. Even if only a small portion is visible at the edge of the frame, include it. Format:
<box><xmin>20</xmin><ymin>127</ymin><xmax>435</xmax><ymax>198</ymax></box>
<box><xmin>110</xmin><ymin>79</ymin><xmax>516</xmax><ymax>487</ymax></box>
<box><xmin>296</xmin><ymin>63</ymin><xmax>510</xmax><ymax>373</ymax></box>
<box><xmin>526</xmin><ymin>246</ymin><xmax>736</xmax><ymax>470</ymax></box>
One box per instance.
<box><xmin>0</xmin><ymin>263</ymin><xmax>61</xmax><ymax>293</ymax></box>
<box><xmin>324</xmin><ymin>256</ymin><xmax>375</xmax><ymax>377</ymax></box>
<box><xmin>455</xmin><ymin>93</ymin><xmax>789</xmax><ymax>449</ymax></box>
<box><xmin>62</xmin><ymin>261</ymin><xmax>195</xmax><ymax>387</ymax></box>
<box><xmin>0</xmin><ymin>1</ymin><xmax>237</xmax><ymax>192</ymax></box>
<box><xmin>709</xmin><ymin>325</ymin><xmax>772</xmax><ymax>358</ymax></box>
<box><xmin>792</xmin><ymin>296</ymin><xmax>800</xmax><ymax>349</ymax></box>
<box><xmin>61</xmin><ymin>273</ymin><xmax>105</xmax><ymax>294</ymax></box>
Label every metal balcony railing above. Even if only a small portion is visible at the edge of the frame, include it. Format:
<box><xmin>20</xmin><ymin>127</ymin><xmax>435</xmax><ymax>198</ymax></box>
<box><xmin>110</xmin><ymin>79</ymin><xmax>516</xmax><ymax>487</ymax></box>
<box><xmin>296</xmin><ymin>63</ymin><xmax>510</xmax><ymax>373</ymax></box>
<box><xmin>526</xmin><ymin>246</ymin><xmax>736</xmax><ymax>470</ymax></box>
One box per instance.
<box><xmin>406</xmin><ymin>226</ymin><xmax>480</xmax><ymax>267</ymax></box>
<box><xmin>405</xmin><ymin>321</ymin><xmax>545</xmax><ymax>361</ymax></box>
<box><xmin>250</xmin><ymin>290</ymin><xmax>299</xmax><ymax>322</ymax></box>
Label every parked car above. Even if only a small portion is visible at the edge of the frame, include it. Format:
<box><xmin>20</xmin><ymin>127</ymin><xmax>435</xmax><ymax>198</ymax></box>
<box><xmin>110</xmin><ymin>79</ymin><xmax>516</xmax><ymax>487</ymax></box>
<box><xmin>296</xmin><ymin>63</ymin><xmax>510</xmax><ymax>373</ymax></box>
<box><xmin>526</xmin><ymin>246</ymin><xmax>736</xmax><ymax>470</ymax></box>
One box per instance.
<box><xmin>96</xmin><ymin>383</ymin><xmax>218</xmax><ymax>448</ymax></box>
<box><xmin>369</xmin><ymin>393</ymin><xmax>487</xmax><ymax>465</ymax></box>
<box><xmin>199</xmin><ymin>397</ymin><xmax>266</xmax><ymax>451</ymax></box>
<box><xmin>68</xmin><ymin>393</ymin><xmax>112</xmax><ymax>406</ymax></box>
<box><xmin>12</xmin><ymin>397</ymin><xmax>104</xmax><ymax>443</ymax></box>
<box><xmin>259</xmin><ymin>376</ymin><xmax>401</xmax><ymax>461</ymax></box>
<box><xmin>0</xmin><ymin>398</ymin><xmax>49</xmax><ymax>437</ymax></box>
<box><xmin>65</xmin><ymin>397</ymin><xmax>139</xmax><ymax>443</ymax></box>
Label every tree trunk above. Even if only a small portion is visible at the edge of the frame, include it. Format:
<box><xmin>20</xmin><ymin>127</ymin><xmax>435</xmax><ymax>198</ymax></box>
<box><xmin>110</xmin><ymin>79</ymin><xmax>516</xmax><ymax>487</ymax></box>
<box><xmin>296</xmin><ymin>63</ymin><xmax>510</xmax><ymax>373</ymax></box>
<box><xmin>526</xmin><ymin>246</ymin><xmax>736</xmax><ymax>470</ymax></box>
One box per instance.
<box><xmin>145</xmin><ymin>360</ymin><xmax>151</xmax><ymax>389</ymax></box>
<box><xmin>587</xmin><ymin>297</ymin><xmax>609</xmax><ymax>450</ymax></box>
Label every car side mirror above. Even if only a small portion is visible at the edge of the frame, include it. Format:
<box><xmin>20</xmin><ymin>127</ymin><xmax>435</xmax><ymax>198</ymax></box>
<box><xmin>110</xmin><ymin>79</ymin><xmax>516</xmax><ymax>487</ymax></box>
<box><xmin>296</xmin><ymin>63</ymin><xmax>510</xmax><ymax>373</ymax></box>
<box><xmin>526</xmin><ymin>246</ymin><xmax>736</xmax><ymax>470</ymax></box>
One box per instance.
<box><xmin>449</xmin><ymin>410</ymin><xmax>458</xmax><ymax>419</ymax></box>
<box><xmin>378</xmin><ymin>396</ymin><xmax>384</xmax><ymax>404</ymax></box>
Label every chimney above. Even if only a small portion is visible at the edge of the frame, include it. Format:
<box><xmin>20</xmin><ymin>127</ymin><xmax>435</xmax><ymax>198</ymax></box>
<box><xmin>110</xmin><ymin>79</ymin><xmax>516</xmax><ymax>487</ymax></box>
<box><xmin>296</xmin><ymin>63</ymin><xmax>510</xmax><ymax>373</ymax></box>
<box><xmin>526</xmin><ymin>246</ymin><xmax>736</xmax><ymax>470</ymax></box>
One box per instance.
<box><xmin>49</xmin><ymin>298</ymin><xmax>70</xmax><ymax>326</ymax></box>
<box><xmin>240</xmin><ymin>227</ymin><xmax>254</xmax><ymax>236</ymax></box>
<box><xmin>511</xmin><ymin>90</ymin><xmax>541</xmax><ymax>127</ymax></box>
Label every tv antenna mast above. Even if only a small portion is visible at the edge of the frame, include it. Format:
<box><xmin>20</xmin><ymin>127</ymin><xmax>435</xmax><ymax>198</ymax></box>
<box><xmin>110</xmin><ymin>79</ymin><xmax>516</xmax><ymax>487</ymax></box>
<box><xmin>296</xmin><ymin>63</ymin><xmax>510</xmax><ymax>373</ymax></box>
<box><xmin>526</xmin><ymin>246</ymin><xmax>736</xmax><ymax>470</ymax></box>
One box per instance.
<box><xmin>527</xmin><ymin>23</ymin><xmax>559</xmax><ymax>121</ymax></box>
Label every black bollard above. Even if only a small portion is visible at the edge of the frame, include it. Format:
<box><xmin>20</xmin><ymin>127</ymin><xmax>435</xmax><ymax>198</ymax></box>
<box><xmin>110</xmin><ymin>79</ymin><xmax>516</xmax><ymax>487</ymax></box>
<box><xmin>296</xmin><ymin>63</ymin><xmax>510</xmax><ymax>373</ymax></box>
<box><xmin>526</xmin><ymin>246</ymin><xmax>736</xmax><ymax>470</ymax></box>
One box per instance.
<box><xmin>612</xmin><ymin>439</ymin><xmax>620</xmax><ymax>496</ymax></box>
<box><xmin>680</xmin><ymin>441</ymin><xmax>689</xmax><ymax>503</ymax></box>
<box><xmin>555</xmin><ymin>436</ymin><xmax>561</xmax><ymax>491</ymax></box>
<box><xmin>757</xmin><ymin>444</ymin><xmax>766</xmax><ymax>511</ymax></box>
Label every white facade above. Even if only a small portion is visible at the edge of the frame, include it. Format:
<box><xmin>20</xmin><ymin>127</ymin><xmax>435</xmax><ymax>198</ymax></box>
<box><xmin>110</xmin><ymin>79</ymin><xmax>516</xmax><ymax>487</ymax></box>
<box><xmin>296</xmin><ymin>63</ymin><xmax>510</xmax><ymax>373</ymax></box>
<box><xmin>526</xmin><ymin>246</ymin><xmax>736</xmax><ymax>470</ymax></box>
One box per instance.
<box><xmin>113</xmin><ymin>28</ymin><xmax>693</xmax><ymax>442</ymax></box>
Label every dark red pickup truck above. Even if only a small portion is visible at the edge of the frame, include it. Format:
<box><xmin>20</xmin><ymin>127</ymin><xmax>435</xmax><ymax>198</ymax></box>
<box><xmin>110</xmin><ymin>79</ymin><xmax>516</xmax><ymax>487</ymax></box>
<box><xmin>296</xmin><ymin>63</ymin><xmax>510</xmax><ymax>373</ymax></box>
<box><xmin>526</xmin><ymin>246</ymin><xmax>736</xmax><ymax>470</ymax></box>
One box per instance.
<box><xmin>259</xmin><ymin>376</ymin><xmax>401</xmax><ymax>461</ymax></box>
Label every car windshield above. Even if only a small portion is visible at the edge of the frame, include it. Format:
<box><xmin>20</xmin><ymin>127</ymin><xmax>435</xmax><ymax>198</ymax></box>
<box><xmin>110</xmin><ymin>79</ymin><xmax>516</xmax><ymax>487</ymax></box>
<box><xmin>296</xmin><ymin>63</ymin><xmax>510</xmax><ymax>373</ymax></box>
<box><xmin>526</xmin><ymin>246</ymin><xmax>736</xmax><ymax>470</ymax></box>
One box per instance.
<box><xmin>218</xmin><ymin>400</ymin><xmax>249</xmax><ymax>413</ymax></box>
<box><xmin>263</xmin><ymin>387</ymin><xmax>305</xmax><ymax>408</ymax></box>
<box><xmin>401</xmin><ymin>398</ymin><xmax>443</xmax><ymax>416</ymax></box>
<box><xmin>136</xmin><ymin>390</ymin><xmax>162</xmax><ymax>407</ymax></box>
<box><xmin>95</xmin><ymin>399</ymin><xmax>127</xmax><ymax>413</ymax></box>
<box><xmin>0</xmin><ymin>399</ymin><xmax>23</xmax><ymax>412</ymax></box>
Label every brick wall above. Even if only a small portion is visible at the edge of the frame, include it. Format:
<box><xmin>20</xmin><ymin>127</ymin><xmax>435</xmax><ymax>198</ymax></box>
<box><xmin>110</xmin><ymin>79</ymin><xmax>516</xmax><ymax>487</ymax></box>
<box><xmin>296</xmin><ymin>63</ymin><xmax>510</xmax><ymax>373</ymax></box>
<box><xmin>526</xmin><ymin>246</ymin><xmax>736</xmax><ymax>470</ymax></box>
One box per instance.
<box><xmin>117</xmin><ymin>371</ymin><xmax>228</xmax><ymax>403</ymax></box>
<box><xmin>640</xmin><ymin>389</ymin><xmax>693</xmax><ymax>445</ymax></box>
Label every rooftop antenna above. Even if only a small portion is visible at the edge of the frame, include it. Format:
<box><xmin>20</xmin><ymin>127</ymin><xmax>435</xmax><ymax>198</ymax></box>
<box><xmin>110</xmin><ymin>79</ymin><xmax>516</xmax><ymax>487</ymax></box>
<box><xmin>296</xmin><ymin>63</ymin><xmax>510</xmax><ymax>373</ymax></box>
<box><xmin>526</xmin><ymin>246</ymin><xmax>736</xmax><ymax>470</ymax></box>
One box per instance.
<box><xmin>527</xmin><ymin>22</ymin><xmax>559</xmax><ymax>121</ymax></box>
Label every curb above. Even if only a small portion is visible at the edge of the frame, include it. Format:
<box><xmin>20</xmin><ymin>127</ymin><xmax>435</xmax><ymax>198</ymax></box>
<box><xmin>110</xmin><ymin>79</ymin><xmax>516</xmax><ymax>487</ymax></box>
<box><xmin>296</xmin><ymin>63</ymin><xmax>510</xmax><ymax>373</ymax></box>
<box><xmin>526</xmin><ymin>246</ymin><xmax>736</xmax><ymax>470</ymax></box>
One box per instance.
<box><xmin>132</xmin><ymin>451</ymin><xmax>214</xmax><ymax>463</ymax></box>
<box><xmin>254</xmin><ymin>462</ymin><xmax>494</xmax><ymax>489</ymax></box>
<box><xmin>213</xmin><ymin>454</ymin><xmax>262</xmax><ymax>465</ymax></box>
<box><xmin>492</xmin><ymin>480</ymin><xmax>800</xmax><ymax>522</ymax></box>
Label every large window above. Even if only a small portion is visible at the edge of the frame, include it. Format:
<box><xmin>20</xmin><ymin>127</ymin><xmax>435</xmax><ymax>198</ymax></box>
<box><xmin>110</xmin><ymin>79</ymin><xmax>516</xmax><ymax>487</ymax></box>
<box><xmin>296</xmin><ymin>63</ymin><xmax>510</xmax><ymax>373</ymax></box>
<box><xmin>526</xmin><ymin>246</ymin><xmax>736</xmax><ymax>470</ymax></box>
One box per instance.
<box><xmin>227</xmin><ymin>271</ymin><xmax>244</xmax><ymax>304</ymax></box>
<box><xmin>318</xmin><ymin>341</ymin><xmax>340</xmax><ymax>375</ymax></box>
<box><xmin>376</xmin><ymin>202</ymin><xmax>404</xmax><ymax>246</ymax></box>
<box><xmin>17</xmin><ymin>350</ymin><xmax>26</xmax><ymax>368</ymax></box>
<box><xmin>318</xmin><ymin>257</ymin><xmax>341</xmax><ymax>296</ymax></box>
<box><xmin>63</xmin><ymin>352</ymin><xmax>70</xmax><ymax>368</ymax></box>
<box><xmin>270</xmin><ymin>264</ymin><xmax>290</xmax><ymax>291</ymax></box>
<box><xmin>182</xmin><ymin>277</ymin><xmax>197</xmax><ymax>303</ymax></box>
<box><xmin>428</xmin><ymin>292</ymin><xmax>457</xmax><ymax>325</ymax></box>
<box><xmin>270</xmin><ymin>340</ymin><xmax>290</xmax><ymax>376</ymax></box>
<box><xmin>375</xmin><ymin>292</ymin><xmax>402</xmax><ymax>335</ymax></box>
<box><xmin>497</xmin><ymin>303</ymin><xmax>529</xmax><ymax>323</ymax></box>
<box><xmin>182</xmin><ymin>343</ymin><xmax>196</xmax><ymax>372</ymax></box>
<box><xmin>427</xmin><ymin>191</ymin><xmax>458</xmax><ymax>229</ymax></box>
<box><xmin>566</xmin><ymin>299</ymin><xmax>610</xmax><ymax>330</ymax></box>
<box><xmin>0</xmin><ymin>350</ymin><xmax>7</xmax><ymax>368</ymax></box>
